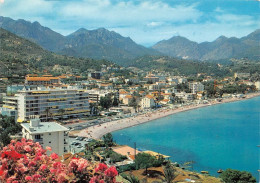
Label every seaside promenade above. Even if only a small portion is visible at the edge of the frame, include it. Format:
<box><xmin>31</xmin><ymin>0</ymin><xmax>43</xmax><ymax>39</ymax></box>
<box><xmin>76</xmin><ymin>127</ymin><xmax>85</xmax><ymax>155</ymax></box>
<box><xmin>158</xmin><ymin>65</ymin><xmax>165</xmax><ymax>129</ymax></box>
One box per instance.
<box><xmin>74</xmin><ymin>92</ymin><xmax>260</xmax><ymax>139</ymax></box>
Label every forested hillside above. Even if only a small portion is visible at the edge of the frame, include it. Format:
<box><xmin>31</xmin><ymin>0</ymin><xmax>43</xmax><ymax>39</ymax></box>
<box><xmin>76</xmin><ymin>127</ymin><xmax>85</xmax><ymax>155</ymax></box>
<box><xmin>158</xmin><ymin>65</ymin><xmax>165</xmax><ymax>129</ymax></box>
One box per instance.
<box><xmin>0</xmin><ymin>28</ymin><xmax>115</xmax><ymax>79</ymax></box>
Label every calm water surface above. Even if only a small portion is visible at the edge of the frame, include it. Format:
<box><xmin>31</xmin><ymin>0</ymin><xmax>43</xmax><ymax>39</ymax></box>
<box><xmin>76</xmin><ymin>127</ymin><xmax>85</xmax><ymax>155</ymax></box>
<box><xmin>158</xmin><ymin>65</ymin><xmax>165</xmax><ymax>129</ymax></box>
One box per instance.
<box><xmin>113</xmin><ymin>96</ymin><xmax>260</xmax><ymax>179</ymax></box>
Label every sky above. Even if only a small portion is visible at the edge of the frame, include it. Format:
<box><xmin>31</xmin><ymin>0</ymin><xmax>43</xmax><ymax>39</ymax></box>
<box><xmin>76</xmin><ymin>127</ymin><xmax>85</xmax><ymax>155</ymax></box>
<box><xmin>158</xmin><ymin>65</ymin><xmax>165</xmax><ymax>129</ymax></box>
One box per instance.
<box><xmin>0</xmin><ymin>0</ymin><xmax>259</xmax><ymax>46</ymax></box>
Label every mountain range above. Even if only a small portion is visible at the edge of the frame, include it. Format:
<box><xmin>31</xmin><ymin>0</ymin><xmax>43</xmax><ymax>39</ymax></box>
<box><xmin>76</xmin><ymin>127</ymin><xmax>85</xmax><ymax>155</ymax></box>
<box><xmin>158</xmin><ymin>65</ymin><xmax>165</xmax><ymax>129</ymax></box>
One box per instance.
<box><xmin>0</xmin><ymin>16</ymin><xmax>158</xmax><ymax>65</ymax></box>
<box><xmin>0</xmin><ymin>28</ymin><xmax>114</xmax><ymax>78</ymax></box>
<box><xmin>0</xmin><ymin>16</ymin><xmax>259</xmax><ymax>64</ymax></box>
<box><xmin>152</xmin><ymin>30</ymin><xmax>260</xmax><ymax>61</ymax></box>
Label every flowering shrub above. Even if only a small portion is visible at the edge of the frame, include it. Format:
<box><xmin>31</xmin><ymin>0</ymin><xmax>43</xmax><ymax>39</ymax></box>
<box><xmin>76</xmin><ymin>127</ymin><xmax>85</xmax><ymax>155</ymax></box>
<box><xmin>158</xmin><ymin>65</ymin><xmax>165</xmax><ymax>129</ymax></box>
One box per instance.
<box><xmin>0</xmin><ymin>138</ymin><xmax>119</xmax><ymax>183</ymax></box>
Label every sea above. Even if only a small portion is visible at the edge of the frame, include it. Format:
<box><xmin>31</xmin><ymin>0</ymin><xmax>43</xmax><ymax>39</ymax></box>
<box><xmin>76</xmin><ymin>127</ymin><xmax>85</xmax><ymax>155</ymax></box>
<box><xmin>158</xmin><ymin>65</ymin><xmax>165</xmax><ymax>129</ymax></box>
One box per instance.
<box><xmin>112</xmin><ymin>96</ymin><xmax>260</xmax><ymax>180</ymax></box>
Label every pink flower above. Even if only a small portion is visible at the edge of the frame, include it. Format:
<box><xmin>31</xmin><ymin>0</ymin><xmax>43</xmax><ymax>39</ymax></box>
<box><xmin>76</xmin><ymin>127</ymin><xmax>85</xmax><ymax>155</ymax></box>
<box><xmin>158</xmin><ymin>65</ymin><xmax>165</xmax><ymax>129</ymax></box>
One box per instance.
<box><xmin>46</xmin><ymin>146</ymin><xmax>52</xmax><ymax>151</ymax></box>
<box><xmin>53</xmin><ymin>162</ymin><xmax>62</xmax><ymax>168</ymax></box>
<box><xmin>25</xmin><ymin>176</ymin><xmax>32</xmax><ymax>181</ymax></box>
<box><xmin>6</xmin><ymin>175</ymin><xmax>16</xmax><ymax>182</ymax></box>
<box><xmin>89</xmin><ymin>176</ymin><xmax>105</xmax><ymax>183</ymax></box>
<box><xmin>77</xmin><ymin>159</ymin><xmax>88</xmax><ymax>172</ymax></box>
<box><xmin>50</xmin><ymin>153</ymin><xmax>59</xmax><ymax>160</ymax></box>
<box><xmin>18</xmin><ymin>166</ymin><xmax>28</xmax><ymax>173</ymax></box>
<box><xmin>28</xmin><ymin>160</ymin><xmax>36</xmax><ymax>167</ymax></box>
<box><xmin>95</xmin><ymin>163</ymin><xmax>108</xmax><ymax>172</ymax></box>
<box><xmin>57</xmin><ymin>172</ymin><xmax>67</xmax><ymax>183</ymax></box>
<box><xmin>32</xmin><ymin>173</ymin><xmax>41</xmax><ymax>180</ymax></box>
<box><xmin>1</xmin><ymin>150</ymin><xmax>23</xmax><ymax>160</ymax></box>
<box><xmin>50</xmin><ymin>168</ymin><xmax>57</xmax><ymax>173</ymax></box>
<box><xmin>104</xmin><ymin>166</ymin><xmax>118</xmax><ymax>177</ymax></box>
<box><xmin>39</xmin><ymin>164</ymin><xmax>47</xmax><ymax>171</ymax></box>
<box><xmin>24</xmin><ymin>145</ymin><xmax>32</xmax><ymax>152</ymax></box>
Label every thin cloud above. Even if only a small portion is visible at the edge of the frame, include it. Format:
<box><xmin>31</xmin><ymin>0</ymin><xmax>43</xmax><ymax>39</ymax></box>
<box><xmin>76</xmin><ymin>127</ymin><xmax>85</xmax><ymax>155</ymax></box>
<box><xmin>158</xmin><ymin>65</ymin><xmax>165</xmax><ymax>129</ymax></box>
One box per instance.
<box><xmin>0</xmin><ymin>0</ymin><xmax>259</xmax><ymax>46</ymax></box>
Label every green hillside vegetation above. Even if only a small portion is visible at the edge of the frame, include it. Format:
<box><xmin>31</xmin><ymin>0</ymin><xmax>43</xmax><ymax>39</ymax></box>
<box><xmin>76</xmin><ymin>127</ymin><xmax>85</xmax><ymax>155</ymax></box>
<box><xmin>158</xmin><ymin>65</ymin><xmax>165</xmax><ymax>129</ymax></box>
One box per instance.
<box><xmin>0</xmin><ymin>28</ymin><xmax>115</xmax><ymax>79</ymax></box>
<box><xmin>129</xmin><ymin>55</ymin><xmax>231</xmax><ymax>77</ymax></box>
<box><xmin>0</xmin><ymin>17</ymin><xmax>160</xmax><ymax>65</ymax></box>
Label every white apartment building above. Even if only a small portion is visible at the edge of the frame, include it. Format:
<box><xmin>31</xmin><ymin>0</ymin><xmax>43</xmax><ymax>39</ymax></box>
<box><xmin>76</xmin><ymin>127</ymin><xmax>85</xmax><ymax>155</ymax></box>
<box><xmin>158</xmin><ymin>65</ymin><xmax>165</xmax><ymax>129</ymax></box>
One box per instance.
<box><xmin>15</xmin><ymin>86</ymin><xmax>89</xmax><ymax>122</ymax></box>
<box><xmin>140</xmin><ymin>95</ymin><xmax>156</xmax><ymax>109</ymax></box>
<box><xmin>125</xmin><ymin>78</ymin><xmax>140</xmax><ymax>84</ymax></box>
<box><xmin>148</xmin><ymin>84</ymin><xmax>159</xmax><ymax>91</ymax></box>
<box><xmin>175</xmin><ymin>92</ymin><xmax>194</xmax><ymax>101</ymax></box>
<box><xmin>189</xmin><ymin>82</ymin><xmax>204</xmax><ymax>94</ymax></box>
<box><xmin>255</xmin><ymin>81</ymin><xmax>260</xmax><ymax>90</ymax></box>
<box><xmin>234</xmin><ymin>72</ymin><xmax>250</xmax><ymax>79</ymax></box>
<box><xmin>21</xmin><ymin>118</ymin><xmax>69</xmax><ymax>155</ymax></box>
<box><xmin>87</xmin><ymin>89</ymin><xmax>119</xmax><ymax>103</ymax></box>
<box><xmin>144</xmin><ymin>75</ymin><xmax>159</xmax><ymax>83</ymax></box>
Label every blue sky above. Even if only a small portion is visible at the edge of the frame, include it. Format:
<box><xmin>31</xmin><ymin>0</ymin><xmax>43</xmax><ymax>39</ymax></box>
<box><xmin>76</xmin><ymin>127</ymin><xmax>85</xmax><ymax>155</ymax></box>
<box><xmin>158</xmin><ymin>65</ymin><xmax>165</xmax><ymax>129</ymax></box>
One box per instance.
<box><xmin>0</xmin><ymin>0</ymin><xmax>259</xmax><ymax>46</ymax></box>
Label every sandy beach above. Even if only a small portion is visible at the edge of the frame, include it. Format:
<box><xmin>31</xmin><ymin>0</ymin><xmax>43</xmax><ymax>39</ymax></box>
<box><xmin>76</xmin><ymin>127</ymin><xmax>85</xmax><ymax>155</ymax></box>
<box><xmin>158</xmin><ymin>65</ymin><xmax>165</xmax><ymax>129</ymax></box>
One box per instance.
<box><xmin>74</xmin><ymin>92</ymin><xmax>260</xmax><ymax>139</ymax></box>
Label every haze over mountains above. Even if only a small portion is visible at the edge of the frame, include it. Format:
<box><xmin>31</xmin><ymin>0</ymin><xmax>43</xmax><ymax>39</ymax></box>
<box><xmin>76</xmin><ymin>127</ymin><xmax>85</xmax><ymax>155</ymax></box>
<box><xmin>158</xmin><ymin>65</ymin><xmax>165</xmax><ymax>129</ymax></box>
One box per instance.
<box><xmin>0</xmin><ymin>16</ymin><xmax>158</xmax><ymax>65</ymax></box>
<box><xmin>0</xmin><ymin>16</ymin><xmax>259</xmax><ymax>64</ymax></box>
<box><xmin>152</xmin><ymin>30</ymin><xmax>260</xmax><ymax>61</ymax></box>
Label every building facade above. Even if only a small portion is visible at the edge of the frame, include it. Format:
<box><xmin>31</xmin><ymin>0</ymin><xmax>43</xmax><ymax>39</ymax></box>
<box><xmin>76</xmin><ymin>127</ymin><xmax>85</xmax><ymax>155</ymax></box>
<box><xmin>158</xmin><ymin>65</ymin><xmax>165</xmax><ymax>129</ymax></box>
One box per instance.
<box><xmin>140</xmin><ymin>95</ymin><xmax>156</xmax><ymax>109</ymax></box>
<box><xmin>15</xmin><ymin>87</ymin><xmax>89</xmax><ymax>122</ymax></box>
<box><xmin>189</xmin><ymin>82</ymin><xmax>204</xmax><ymax>94</ymax></box>
<box><xmin>25</xmin><ymin>77</ymin><xmax>60</xmax><ymax>85</ymax></box>
<box><xmin>21</xmin><ymin>118</ymin><xmax>69</xmax><ymax>155</ymax></box>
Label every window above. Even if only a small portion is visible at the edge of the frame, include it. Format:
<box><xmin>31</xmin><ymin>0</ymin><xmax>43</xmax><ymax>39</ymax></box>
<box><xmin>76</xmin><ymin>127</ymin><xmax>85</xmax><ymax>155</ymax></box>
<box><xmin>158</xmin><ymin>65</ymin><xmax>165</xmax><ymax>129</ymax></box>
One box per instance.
<box><xmin>49</xmin><ymin>133</ymin><xmax>51</xmax><ymax>135</ymax></box>
<box><xmin>49</xmin><ymin>141</ymin><xmax>51</xmax><ymax>143</ymax></box>
<box><xmin>35</xmin><ymin>135</ymin><xmax>41</xmax><ymax>139</ymax></box>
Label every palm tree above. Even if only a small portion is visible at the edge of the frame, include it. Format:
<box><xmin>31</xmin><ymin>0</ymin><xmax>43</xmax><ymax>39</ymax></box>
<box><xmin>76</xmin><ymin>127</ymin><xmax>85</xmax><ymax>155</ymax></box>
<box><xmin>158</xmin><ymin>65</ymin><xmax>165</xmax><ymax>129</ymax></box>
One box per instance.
<box><xmin>58</xmin><ymin>108</ymin><xmax>65</xmax><ymax>119</ymax></box>
<box><xmin>121</xmin><ymin>174</ymin><xmax>140</xmax><ymax>183</ymax></box>
<box><xmin>44</xmin><ymin>108</ymin><xmax>51</xmax><ymax>122</ymax></box>
<box><xmin>162</xmin><ymin>163</ymin><xmax>177</xmax><ymax>183</ymax></box>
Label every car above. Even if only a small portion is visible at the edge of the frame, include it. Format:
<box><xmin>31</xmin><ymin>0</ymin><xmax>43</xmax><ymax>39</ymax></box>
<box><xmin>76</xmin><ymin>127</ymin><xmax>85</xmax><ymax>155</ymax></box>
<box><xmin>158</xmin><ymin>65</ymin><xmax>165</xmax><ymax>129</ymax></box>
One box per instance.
<box><xmin>71</xmin><ymin>141</ymin><xmax>77</xmax><ymax>145</ymax></box>
<box><xmin>79</xmin><ymin>137</ymin><xmax>85</xmax><ymax>141</ymax></box>
<box><xmin>76</xmin><ymin>145</ymin><xmax>83</xmax><ymax>148</ymax></box>
<box><xmin>75</xmin><ymin>137</ymin><xmax>81</xmax><ymax>140</ymax></box>
<box><xmin>74</xmin><ymin>142</ymin><xmax>81</xmax><ymax>146</ymax></box>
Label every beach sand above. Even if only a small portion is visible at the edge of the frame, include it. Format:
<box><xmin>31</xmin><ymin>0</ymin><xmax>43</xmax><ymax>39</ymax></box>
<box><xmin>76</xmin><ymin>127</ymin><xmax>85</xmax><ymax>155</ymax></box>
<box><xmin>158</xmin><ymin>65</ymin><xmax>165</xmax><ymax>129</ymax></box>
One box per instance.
<box><xmin>74</xmin><ymin>92</ymin><xmax>260</xmax><ymax>139</ymax></box>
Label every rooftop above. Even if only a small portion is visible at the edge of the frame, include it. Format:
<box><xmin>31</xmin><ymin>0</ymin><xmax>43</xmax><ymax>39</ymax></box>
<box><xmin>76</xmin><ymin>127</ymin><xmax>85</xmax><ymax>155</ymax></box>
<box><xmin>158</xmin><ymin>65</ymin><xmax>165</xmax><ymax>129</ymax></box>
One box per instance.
<box><xmin>145</xmin><ymin>95</ymin><xmax>154</xmax><ymax>99</ymax></box>
<box><xmin>21</xmin><ymin>121</ymin><xmax>68</xmax><ymax>134</ymax></box>
<box><xmin>26</xmin><ymin>77</ymin><xmax>60</xmax><ymax>81</ymax></box>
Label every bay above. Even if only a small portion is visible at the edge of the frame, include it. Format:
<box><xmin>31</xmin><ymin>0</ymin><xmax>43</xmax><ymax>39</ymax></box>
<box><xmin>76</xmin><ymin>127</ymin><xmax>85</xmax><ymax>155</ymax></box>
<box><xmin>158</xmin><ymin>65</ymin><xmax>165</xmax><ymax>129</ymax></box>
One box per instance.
<box><xmin>113</xmin><ymin>96</ymin><xmax>260</xmax><ymax>179</ymax></box>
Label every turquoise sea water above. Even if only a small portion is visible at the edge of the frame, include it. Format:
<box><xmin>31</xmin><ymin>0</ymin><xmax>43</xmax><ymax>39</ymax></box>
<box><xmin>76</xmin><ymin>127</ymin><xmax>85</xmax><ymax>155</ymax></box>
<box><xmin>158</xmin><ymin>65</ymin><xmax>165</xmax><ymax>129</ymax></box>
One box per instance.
<box><xmin>113</xmin><ymin>96</ymin><xmax>260</xmax><ymax>179</ymax></box>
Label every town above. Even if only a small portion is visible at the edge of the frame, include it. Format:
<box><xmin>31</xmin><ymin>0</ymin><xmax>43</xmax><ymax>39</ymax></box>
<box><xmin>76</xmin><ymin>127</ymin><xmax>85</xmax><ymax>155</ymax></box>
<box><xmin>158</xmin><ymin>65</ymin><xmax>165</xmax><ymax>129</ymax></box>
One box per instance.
<box><xmin>0</xmin><ymin>64</ymin><xmax>259</xmax><ymax>182</ymax></box>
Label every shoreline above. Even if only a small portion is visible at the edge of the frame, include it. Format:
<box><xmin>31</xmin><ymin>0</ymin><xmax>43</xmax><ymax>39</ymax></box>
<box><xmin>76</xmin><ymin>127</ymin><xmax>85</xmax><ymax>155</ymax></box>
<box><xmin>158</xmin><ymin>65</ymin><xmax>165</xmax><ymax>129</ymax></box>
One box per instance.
<box><xmin>74</xmin><ymin>92</ymin><xmax>260</xmax><ymax>139</ymax></box>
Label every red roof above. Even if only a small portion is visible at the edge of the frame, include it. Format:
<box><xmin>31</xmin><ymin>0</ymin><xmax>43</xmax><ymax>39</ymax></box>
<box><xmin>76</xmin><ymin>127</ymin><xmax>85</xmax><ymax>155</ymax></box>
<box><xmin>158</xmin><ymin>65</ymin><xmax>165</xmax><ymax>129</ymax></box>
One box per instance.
<box><xmin>26</xmin><ymin>77</ymin><xmax>59</xmax><ymax>81</ymax></box>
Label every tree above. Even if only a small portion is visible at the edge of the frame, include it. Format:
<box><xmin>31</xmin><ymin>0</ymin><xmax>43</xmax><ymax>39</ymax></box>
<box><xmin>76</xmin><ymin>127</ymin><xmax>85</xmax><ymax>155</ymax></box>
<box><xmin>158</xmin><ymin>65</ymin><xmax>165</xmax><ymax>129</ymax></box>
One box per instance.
<box><xmin>0</xmin><ymin>115</ymin><xmax>22</xmax><ymax>147</ymax></box>
<box><xmin>0</xmin><ymin>130</ymin><xmax>11</xmax><ymax>147</ymax></box>
<box><xmin>100</xmin><ymin>96</ymin><xmax>112</xmax><ymax>109</ymax></box>
<box><xmin>102</xmin><ymin>133</ymin><xmax>114</xmax><ymax>147</ymax></box>
<box><xmin>219</xmin><ymin>169</ymin><xmax>256</xmax><ymax>183</ymax></box>
<box><xmin>162</xmin><ymin>162</ymin><xmax>177</xmax><ymax>183</ymax></box>
<box><xmin>129</xmin><ymin>97</ymin><xmax>138</xmax><ymax>112</ymax></box>
<box><xmin>134</xmin><ymin>153</ymin><xmax>156</xmax><ymax>175</ymax></box>
<box><xmin>153</xmin><ymin>155</ymin><xmax>165</xmax><ymax>167</ymax></box>
<box><xmin>112</xmin><ymin>97</ymin><xmax>119</xmax><ymax>107</ymax></box>
<box><xmin>44</xmin><ymin>108</ymin><xmax>51</xmax><ymax>121</ymax></box>
<box><xmin>58</xmin><ymin>108</ymin><xmax>65</xmax><ymax>118</ymax></box>
<box><xmin>90</xmin><ymin>103</ymin><xmax>98</xmax><ymax>115</ymax></box>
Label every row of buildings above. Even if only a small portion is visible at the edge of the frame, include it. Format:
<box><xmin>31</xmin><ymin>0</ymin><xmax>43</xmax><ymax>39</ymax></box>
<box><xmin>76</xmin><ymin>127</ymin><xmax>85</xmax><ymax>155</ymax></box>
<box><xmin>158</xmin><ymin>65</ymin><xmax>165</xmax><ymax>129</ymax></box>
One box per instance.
<box><xmin>1</xmin><ymin>85</ymin><xmax>90</xmax><ymax>122</ymax></box>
